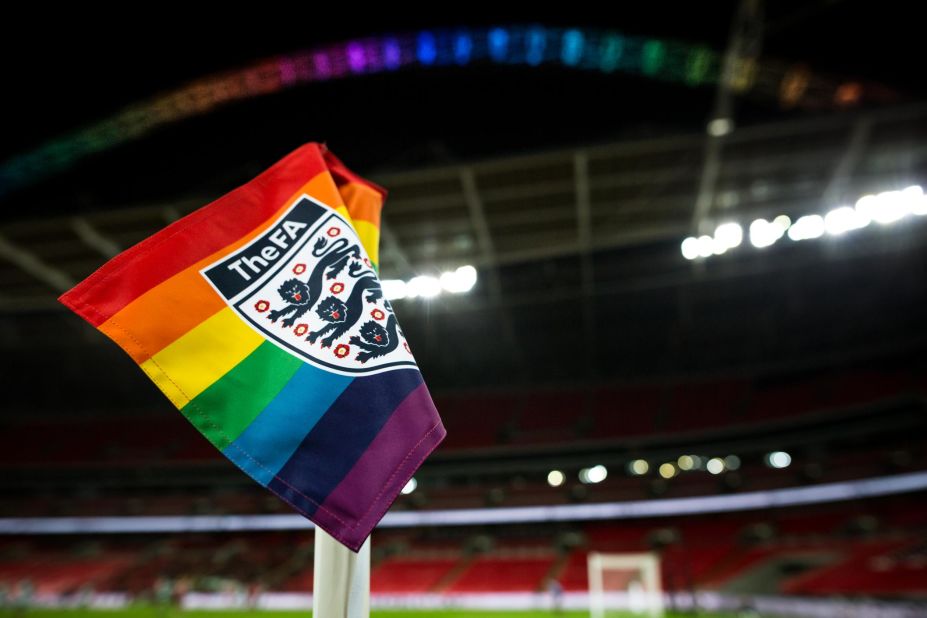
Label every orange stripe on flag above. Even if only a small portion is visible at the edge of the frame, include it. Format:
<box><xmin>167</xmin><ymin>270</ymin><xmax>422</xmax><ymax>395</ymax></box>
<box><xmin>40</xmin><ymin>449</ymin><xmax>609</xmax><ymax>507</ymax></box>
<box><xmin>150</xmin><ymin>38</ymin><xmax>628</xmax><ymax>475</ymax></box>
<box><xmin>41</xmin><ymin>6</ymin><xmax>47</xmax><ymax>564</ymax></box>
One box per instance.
<box><xmin>102</xmin><ymin>172</ymin><xmax>347</xmax><ymax>363</ymax></box>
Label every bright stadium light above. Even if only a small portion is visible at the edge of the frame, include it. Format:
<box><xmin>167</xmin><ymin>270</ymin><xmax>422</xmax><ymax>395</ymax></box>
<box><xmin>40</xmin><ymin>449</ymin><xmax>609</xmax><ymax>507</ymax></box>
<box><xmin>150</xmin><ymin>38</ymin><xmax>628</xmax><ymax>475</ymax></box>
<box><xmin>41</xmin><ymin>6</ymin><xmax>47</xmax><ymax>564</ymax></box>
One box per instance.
<box><xmin>628</xmin><ymin>459</ymin><xmax>650</xmax><ymax>475</ymax></box>
<box><xmin>824</xmin><ymin>205</ymin><xmax>869</xmax><ymax>235</ymax></box>
<box><xmin>387</xmin><ymin>265</ymin><xmax>479</xmax><ymax>300</ymax></box>
<box><xmin>406</xmin><ymin>275</ymin><xmax>442</xmax><ymax>298</ymax></box>
<box><xmin>787</xmin><ymin>215</ymin><xmax>825</xmax><ymax>241</ymax></box>
<box><xmin>714</xmin><ymin>222</ymin><xmax>743</xmax><ymax>249</ymax></box>
<box><xmin>876</xmin><ymin>191</ymin><xmax>910</xmax><ymax>223</ymax></box>
<box><xmin>706</xmin><ymin>457</ymin><xmax>726</xmax><ymax>475</ymax></box>
<box><xmin>681</xmin><ymin>237</ymin><xmax>700</xmax><ymax>260</ymax></box>
<box><xmin>773</xmin><ymin>215</ymin><xmax>792</xmax><ymax>233</ymax></box>
<box><xmin>696</xmin><ymin>235</ymin><xmax>715</xmax><ymax>258</ymax></box>
<box><xmin>707</xmin><ymin>117</ymin><xmax>733</xmax><ymax>137</ymax></box>
<box><xmin>658</xmin><ymin>463</ymin><xmax>677</xmax><ymax>479</ymax></box>
<box><xmin>766</xmin><ymin>451</ymin><xmax>792</xmax><ymax>469</ymax></box>
<box><xmin>860</xmin><ymin>191</ymin><xmax>907</xmax><ymax>224</ymax></box>
<box><xmin>401</xmin><ymin>477</ymin><xmax>418</xmax><ymax>495</ymax></box>
<box><xmin>677</xmin><ymin>455</ymin><xmax>695</xmax><ymax>471</ymax></box>
<box><xmin>681</xmin><ymin>185</ymin><xmax>925</xmax><ymax>261</ymax></box>
<box><xmin>749</xmin><ymin>218</ymin><xmax>779</xmax><ymax>248</ymax></box>
<box><xmin>381</xmin><ymin>279</ymin><xmax>407</xmax><ymax>301</ymax></box>
<box><xmin>587</xmin><ymin>465</ymin><xmax>608</xmax><ymax>483</ymax></box>
<box><xmin>856</xmin><ymin>187</ymin><xmax>925</xmax><ymax>224</ymax></box>
<box><xmin>440</xmin><ymin>265</ymin><xmax>478</xmax><ymax>293</ymax></box>
<box><xmin>906</xmin><ymin>185</ymin><xmax>927</xmax><ymax>215</ymax></box>
<box><xmin>547</xmin><ymin>470</ymin><xmax>566</xmax><ymax>487</ymax></box>
<box><xmin>580</xmin><ymin>465</ymin><xmax>608</xmax><ymax>484</ymax></box>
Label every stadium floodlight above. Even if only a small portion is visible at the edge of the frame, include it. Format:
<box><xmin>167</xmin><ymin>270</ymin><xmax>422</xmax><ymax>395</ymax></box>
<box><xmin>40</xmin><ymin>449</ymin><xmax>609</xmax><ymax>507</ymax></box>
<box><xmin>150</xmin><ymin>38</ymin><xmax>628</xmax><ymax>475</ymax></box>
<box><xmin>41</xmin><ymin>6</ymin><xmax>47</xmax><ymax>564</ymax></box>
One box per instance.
<box><xmin>677</xmin><ymin>455</ymin><xmax>695</xmax><ymax>471</ymax></box>
<box><xmin>406</xmin><ymin>275</ymin><xmax>442</xmax><ymax>298</ymax></box>
<box><xmin>628</xmin><ymin>459</ymin><xmax>650</xmax><ymax>475</ymax></box>
<box><xmin>547</xmin><ymin>469</ymin><xmax>566</xmax><ymax>487</ymax></box>
<box><xmin>906</xmin><ymin>185</ymin><xmax>927</xmax><ymax>215</ymax></box>
<box><xmin>680</xmin><ymin>186</ymin><xmax>924</xmax><ymax>261</ymax></box>
<box><xmin>658</xmin><ymin>463</ymin><xmax>677</xmax><ymax>479</ymax></box>
<box><xmin>824</xmin><ymin>205</ymin><xmax>869</xmax><ymax>235</ymax></box>
<box><xmin>401</xmin><ymin>477</ymin><xmax>418</xmax><ymax>494</ymax></box>
<box><xmin>386</xmin><ymin>266</ymin><xmax>479</xmax><ymax>300</ymax></box>
<box><xmin>680</xmin><ymin>237</ymin><xmax>700</xmax><ymax>260</ymax></box>
<box><xmin>380</xmin><ymin>279</ymin><xmax>407</xmax><ymax>300</ymax></box>
<box><xmin>858</xmin><ymin>191</ymin><xmax>907</xmax><ymax>224</ymax></box>
<box><xmin>788</xmin><ymin>214</ymin><xmax>825</xmax><ymax>241</ymax></box>
<box><xmin>439</xmin><ymin>264</ymin><xmax>478</xmax><ymax>293</ymax></box>
<box><xmin>773</xmin><ymin>214</ymin><xmax>792</xmax><ymax>233</ymax></box>
<box><xmin>749</xmin><ymin>218</ymin><xmax>778</xmax><ymax>248</ymax></box>
<box><xmin>588</xmin><ymin>552</ymin><xmax>664</xmax><ymax>618</ymax></box>
<box><xmin>707</xmin><ymin>117</ymin><xmax>733</xmax><ymax>137</ymax></box>
<box><xmin>707</xmin><ymin>457</ymin><xmax>726</xmax><ymax>475</ymax></box>
<box><xmin>714</xmin><ymin>222</ymin><xmax>743</xmax><ymax>249</ymax></box>
<box><xmin>766</xmin><ymin>451</ymin><xmax>792</xmax><ymax>469</ymax></box>
<box><xmin>696</xmin><ymin>235</ymin><xmax>714</xmax><ymax>258</ymax></box>
<box><xmin>580</xmin><ymin>464</ymin><xmax>608</xmax><ymax>484</ymax></box>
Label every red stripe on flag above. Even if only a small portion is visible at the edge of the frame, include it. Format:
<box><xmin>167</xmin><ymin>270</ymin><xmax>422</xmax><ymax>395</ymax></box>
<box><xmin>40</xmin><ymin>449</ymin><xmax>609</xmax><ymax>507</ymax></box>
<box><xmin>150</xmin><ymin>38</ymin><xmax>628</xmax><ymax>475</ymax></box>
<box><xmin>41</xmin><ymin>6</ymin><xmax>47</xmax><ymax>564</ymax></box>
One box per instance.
<box><xmin>60</xmin><ymin>143</ymin><xmax>330</xmax><ymax>326</ymax></box>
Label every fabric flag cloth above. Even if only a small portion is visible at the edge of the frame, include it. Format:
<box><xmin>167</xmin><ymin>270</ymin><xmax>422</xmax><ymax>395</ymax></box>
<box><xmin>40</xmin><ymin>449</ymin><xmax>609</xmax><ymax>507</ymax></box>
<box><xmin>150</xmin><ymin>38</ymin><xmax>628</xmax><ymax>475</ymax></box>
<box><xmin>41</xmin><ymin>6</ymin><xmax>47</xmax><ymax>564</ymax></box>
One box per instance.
<box><xmin>59</xmin><ymin>143</ymin><xmax>446</xmax><ymax>551</ymax></box>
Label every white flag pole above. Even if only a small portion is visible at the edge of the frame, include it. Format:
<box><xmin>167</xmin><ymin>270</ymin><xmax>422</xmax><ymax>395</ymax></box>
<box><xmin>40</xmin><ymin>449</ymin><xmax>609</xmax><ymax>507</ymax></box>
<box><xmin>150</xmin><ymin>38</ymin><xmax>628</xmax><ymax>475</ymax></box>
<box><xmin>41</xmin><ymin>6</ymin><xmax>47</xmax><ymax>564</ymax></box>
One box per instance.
<box><xmin>312</xmin><ymin>529</ymin><xmax>370</xmax><ymax>617</ymax></box>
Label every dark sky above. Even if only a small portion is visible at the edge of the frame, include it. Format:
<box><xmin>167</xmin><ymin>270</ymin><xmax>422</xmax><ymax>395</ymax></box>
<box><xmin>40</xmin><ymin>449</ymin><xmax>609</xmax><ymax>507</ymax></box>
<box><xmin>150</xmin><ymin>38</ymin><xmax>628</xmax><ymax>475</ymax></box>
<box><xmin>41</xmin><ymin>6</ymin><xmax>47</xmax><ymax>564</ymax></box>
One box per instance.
<box><xmin>0</xmin><ymin>2</ymin><xmax>922</xmax><ymax>215</ymax></box>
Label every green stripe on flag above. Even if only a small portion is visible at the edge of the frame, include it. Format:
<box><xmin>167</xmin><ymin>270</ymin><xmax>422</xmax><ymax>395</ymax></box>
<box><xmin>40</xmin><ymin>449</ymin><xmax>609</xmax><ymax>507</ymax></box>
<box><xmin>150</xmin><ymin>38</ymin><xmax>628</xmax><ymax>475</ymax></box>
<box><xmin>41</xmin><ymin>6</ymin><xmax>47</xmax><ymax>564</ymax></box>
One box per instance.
<box><xmin>181</xmin><ymin>342</ymin><xmax>303</xmax><ymax>449</ymax></box>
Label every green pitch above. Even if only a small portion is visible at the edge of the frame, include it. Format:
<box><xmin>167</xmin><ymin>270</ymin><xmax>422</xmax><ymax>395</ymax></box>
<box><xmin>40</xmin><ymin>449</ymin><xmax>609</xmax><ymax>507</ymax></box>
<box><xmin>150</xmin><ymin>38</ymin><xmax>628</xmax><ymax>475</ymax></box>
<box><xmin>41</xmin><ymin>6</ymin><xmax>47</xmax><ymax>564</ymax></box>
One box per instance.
<box><xmin>0</xmin><ymin>610</ymin><xmax>736</xmax><ymax>618</ymax></box>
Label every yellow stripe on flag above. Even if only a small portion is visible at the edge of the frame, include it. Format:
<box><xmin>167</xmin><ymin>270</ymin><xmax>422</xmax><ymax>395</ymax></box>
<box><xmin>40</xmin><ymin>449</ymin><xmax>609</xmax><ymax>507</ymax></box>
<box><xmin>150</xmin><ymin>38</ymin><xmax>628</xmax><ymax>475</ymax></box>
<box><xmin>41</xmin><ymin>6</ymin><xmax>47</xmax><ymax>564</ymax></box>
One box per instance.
<box><xmin>140</xmin><ymin>308</ymin><xmax>263</xmax><ymax>407</ymax></box>
<box><xmin>353</xmin><ymin>219</ymin><xmax>380</xmax><ymax>265</ymax></box>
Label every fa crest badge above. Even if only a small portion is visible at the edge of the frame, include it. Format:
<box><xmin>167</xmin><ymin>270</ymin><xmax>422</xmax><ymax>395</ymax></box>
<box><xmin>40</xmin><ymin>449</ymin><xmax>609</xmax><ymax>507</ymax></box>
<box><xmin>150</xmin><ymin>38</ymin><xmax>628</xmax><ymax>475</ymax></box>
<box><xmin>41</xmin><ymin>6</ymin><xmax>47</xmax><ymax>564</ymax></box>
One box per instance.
<box><xmin>201</xmin><ymin>196</ymin><xmax>414</xmax><ymax>375</ymax></box>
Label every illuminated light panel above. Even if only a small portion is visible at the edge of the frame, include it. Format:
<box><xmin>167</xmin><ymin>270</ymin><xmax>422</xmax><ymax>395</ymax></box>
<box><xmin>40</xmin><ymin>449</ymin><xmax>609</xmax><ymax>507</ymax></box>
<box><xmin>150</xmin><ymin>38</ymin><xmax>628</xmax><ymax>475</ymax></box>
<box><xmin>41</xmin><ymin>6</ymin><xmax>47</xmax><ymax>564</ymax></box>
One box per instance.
<box><xmin>453</xmin><ymin>31</ymin><xmax>473</xmax><ymax>65</ymax></box>
<box><xmin>766</xmin><ymin>451</ymin><xmax>792</xmax><ymax>469</ymax></box>
<box><xmin>406</xmin><ymin>275</ymin><xmax>441</xmax><ymax>299</ymax></box>
<box><xmin>714</xmin><ymin>222</ymin><xmax>743</xmax><ymax>249</ymax></box>
<box><xmin>787</xmin><ymin>215</ymin><xmax>825</xmax><ymax>241</ymax></box>
<box><xmin>580</xmin><ymin>464</ymin><xmax>608</xmax><ymax>484</ymax></box>
<box><xmin>724</xmin><ymin>455</ymin><xmax>741</xmax><ymax>471</ymax></box>
<box><xmin>416</xmin><ymin>32</ymin><xmax>438</xmax><ymax>65</ymax></box>
<box><xmin>681</xmin><ymin>237</ymin><xmax>700</xmax><ymax>260</ymax></box>
<box><xmin>561</xmin><ymin>29</ymin><xmax>585</xmax><ymax>66</ymax></box>
<box><xmin>385</xmin><ymin>265</ymin><xmax>478</xmax><ymax>301</ymax></box>
<box><xmin>401</xmin><ymin>477</ymin><xmax>418</xmax><ymax>495</ymax></box>
<box><xmin>824</xmin><ymin>205</ymin><xmax>869</xmax><ymax>235</ymax></box>
<box><xmin>707</xmin><ymin>117</ymin><xmax>733</xmax><ymax>137</ymax></box>
<box><xmin>1</xmin><ymin>25</ymin><xmax>877</xmax><ymax>199</ymax></box>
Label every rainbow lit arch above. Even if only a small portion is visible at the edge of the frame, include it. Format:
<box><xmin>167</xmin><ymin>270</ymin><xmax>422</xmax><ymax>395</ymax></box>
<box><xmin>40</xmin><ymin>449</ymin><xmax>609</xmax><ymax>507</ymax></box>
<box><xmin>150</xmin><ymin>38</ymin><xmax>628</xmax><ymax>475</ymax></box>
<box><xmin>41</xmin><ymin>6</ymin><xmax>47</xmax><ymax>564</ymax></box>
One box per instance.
<box><xmin>0</xmin><ymin>25</ymin><xmax>876</xmax><ymax>198</ymax></box>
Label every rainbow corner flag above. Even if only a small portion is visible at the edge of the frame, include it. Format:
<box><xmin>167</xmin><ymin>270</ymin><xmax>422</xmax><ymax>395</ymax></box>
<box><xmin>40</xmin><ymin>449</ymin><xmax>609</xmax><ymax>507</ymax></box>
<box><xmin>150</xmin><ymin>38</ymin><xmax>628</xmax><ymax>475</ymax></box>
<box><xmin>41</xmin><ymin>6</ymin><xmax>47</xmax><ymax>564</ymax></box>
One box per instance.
<box><xmin>59</xmin><ymin>143</ymin><xmax>446</xmax><ymax>551</ymax></box>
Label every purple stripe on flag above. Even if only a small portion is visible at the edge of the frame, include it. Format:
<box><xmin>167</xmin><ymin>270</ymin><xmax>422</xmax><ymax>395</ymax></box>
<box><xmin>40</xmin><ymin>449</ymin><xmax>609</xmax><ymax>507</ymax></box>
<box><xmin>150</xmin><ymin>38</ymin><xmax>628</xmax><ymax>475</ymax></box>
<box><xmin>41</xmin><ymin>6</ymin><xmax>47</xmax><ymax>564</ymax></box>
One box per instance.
<box><xmin>310</xmin><ymin>383</ymin><xmax>446</xmax><ymax>550</ymax></box>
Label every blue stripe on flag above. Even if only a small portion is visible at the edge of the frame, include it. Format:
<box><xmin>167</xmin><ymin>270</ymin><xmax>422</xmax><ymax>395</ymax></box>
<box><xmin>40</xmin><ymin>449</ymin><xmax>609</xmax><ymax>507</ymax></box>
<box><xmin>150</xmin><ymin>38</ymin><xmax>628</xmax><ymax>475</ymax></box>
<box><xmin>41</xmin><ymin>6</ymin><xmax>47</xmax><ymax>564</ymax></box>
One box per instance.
<box><xmin>267</xmin><ymin>368</ymin><xmax>424</xmax><ymax>515</ymax></box>
<box><xmin>223</xmin><ymin>363</ymin><xmax>353</xmax><ymax>485</ymax></box>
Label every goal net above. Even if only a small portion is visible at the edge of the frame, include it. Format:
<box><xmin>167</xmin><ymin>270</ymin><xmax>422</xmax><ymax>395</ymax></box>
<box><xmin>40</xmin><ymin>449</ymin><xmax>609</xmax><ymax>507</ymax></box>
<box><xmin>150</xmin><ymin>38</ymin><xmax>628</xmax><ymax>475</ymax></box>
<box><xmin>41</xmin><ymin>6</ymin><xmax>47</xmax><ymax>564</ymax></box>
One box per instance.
<box><xmin>588</xmin><ymin>552</ymin><xmax>664</xmax><ymax>618</ymax></box>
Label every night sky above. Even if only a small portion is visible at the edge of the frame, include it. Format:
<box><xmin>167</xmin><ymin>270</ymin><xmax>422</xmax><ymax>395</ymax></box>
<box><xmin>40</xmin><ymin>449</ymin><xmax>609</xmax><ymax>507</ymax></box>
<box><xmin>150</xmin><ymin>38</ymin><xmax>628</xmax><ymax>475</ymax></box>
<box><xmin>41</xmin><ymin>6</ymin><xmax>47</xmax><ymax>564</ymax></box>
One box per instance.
<box><xmin>1</xmin><ymin>2</ymin><xmax>922</xmax><ymax>219</ymax></box>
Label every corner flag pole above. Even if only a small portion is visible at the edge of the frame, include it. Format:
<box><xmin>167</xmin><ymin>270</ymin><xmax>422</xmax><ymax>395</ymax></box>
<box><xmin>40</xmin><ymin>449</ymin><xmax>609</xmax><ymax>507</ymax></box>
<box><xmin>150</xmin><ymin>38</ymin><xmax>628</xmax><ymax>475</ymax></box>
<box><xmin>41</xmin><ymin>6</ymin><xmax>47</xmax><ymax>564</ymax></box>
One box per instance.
<box><xmin>313</xmin><ymin>529</ymin><xmax>370</xmax><ymax>617</ymax></box>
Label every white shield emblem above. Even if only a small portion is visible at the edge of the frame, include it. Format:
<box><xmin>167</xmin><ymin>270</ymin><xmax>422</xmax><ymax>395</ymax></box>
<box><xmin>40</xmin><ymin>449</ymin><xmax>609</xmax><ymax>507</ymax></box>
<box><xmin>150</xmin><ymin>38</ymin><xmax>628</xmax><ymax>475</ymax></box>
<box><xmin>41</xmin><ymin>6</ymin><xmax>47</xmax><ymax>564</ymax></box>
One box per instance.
<box><xmin>201</xmin><ymin>195</ymin><xmax>415</xmax><ymax>376</ymax></box>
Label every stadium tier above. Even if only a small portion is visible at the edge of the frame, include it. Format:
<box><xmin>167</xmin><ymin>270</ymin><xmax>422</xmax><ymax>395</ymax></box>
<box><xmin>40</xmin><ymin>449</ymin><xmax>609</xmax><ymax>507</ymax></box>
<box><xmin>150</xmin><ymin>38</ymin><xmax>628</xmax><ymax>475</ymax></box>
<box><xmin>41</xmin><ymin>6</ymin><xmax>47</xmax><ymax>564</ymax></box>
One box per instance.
<box><xmin>1</xmin><ymin>365</ymin><xmax>922</xmax><ymax>467</ymax></box>
<box><xmin>2</xmin><ymin>497</ymin><xmax>926</xmax><ymax>598</ymax></box>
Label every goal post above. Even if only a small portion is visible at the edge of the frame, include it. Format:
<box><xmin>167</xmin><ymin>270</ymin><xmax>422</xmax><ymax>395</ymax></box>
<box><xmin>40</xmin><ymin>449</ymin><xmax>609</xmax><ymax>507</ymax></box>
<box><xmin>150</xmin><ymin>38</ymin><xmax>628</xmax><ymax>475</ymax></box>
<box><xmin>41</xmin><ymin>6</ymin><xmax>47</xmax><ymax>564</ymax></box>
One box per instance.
<box><xmin>588</xmin><ymin>551</ymin><xmax>664</xmax><ymax>618</ymax></box>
